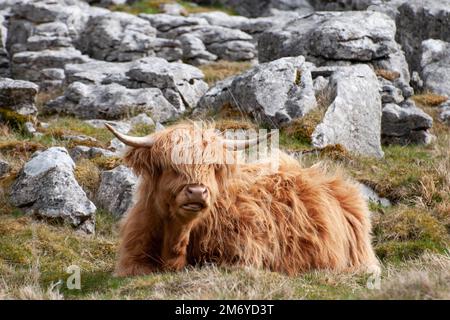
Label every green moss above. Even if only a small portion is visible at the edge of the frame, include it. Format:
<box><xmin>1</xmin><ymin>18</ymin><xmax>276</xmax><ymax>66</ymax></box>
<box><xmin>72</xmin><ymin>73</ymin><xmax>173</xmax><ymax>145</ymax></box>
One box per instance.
<box><xmin>199</xmin><ymin>61</ymin><xmax>253</xmax><ymax>85</ymax></box>
<box><xmin>375</xmin><ymin>240</ymin><xmax>445</xmax><ymax>263</ymax></box>
<box><xmin>373</xmin><ymin>208</ymin><xmax>449</xmax><ymax>245</ymax></box>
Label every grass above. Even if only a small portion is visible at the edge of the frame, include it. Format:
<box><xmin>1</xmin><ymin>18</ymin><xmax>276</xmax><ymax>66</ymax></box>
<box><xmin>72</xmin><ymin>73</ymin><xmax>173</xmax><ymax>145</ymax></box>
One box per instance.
<box><xmin>111</xmin><ymin>0</ymin><xmax>237</xmax><ymax>16</ymax></box>
<box><xmin>199</xmin><ymin>61</ymin><xmax>253</xmax><ymax>85</ymax></box>
<box><xmin>0</xmin><ymin>213</ymin><xmax>448</xmax><ymax>299</ymax></box>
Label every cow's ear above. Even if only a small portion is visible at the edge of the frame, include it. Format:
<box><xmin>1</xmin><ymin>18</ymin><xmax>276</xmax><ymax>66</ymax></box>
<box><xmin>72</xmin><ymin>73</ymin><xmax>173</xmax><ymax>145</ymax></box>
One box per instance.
<box><xmin>124</xmin><ymin>147</ymin><xmax>154</xmax><ymax>177</ymax></box>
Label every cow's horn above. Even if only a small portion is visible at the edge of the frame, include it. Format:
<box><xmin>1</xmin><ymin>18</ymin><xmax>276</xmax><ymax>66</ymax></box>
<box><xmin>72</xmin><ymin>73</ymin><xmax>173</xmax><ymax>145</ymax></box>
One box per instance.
<box><xmin>104</xmin><ymin>123</ymin><xmax>155</xmax><ymax>148</ymax></box>
<box><xmin>222</xmin><ymin>131</ymin><xmax>274</xmax><ymax>150</ymax></box>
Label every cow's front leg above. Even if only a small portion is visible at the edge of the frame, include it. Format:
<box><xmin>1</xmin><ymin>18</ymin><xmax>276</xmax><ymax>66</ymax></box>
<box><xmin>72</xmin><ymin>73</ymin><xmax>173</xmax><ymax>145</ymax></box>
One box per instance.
<box><xmin>114</xmin><ymin>208</ymin><xmax>161</xmax><ymax>277</ymax></box>
<box><xmin>160</xmin><ymin>218</ymin><xmax>194</xmax><ymax>271</ymax></box>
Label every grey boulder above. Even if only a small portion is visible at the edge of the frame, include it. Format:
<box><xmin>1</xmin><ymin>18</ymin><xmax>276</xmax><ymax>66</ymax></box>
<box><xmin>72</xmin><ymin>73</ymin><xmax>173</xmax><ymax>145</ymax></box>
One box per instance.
<box><xmin>126</xmin><ymin>57</ymin><xmax>208</xmax><ymax>109</ymax></box>
<box><xmin>0</xmin><ymin>77</ymin><xmax>39</xmax><ymax>115</ymax></box>
<box><xmin>395</xmin><ymin>0</ymin><xmax>450</xmax><ymax>72</ymax></box>
<box><xmin>420</xmin><ymin>39</ymin><xmax>450</xmax><ymax>97</ymax></box>
<box><xmin>311</xmin><ymin>64</ymin><xmax>384</xmax><ymax>158</ymax></box>
<box><xmin>9</xmin><ymin>147</ymin><xmax>96</xmax><ymax>234</ymax></box>
<box><xmin>96</xmin><ymin>165</ymin><xmax>137</xmax><ymax>217</ymax></box>
<box><xmin>11</xmin><ymin>47</ymin><xmax>90</xmax><ymax>85</ymax></box>
<box><xmin>198</xmin><ymin>56</ymin><xmax>316</xmax><ymax>126</ymax></box>
<box><xmin>381</xmin><ymin>101</ymin><xmax>434</xmax><ymax>145</ymax></box>
<box><xmin>79</xmin><ymin>12</ymin><xmax>157</xmax><ymax>62</ymax></box>
<box><xmin>55</xmin><ymin>57</ymin><xmax>208</xmax><ymax>121</ymax></box>
<box><xmin>258</xmin><ymin>11</ymin><xmax>397</xmax><ymax>63</ymax></box>
<box><xmin>44</xmin><ymin>82</ymin><xmax>179</xmax><ymax>122</ymax></box>
<box><xmin>69</xmin><ymin>145</ymin><xmax>116</xmax><ymax>162</ymax></box>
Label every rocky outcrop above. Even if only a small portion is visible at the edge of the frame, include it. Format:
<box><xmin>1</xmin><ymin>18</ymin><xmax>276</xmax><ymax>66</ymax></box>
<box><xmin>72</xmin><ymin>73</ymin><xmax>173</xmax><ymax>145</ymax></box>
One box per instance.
<box><xmin>192</xmin><ymin>0</ymin><xmax>314</xmax><ymax>18</ymax></box>
<box><xmin>96</xmin><ymin>165</ymin><xmax>137</xmax><ymax>217</ymax></box>
<box><xmin>78</xmin><ymin>12</ymin><xmax>159</xmax><ymax>62</ymax></box>
<box><xmin>197</xmin><ymin>56</ymin><xmax>316</xmax><ymax>125</ymax></box>
<box><xmin>395</xmin><ymin>0</ymin><xmax>450</xmax><ymax>73</ymax></box>
<box><xmin>6</xmin><ymin>0</ymin><xmax>104</xmax><ymax>89</ymax></box>
<box><xmin>11</xmin><ymin>48</ymin><xmax>89</xmax><ymax>89</ymax></box>
<box><xmin>10</xmin><ymin>147</ymin><xmax>96</xmax><ymax>234</ymax></box>
<box><xmin>45</xmin><ymin>57</ymin><xmax>208</xmax><ymax>122</ymax></box>
<box><xmin>420</xmin><ymin>39</ymin><xmax>450</xmax><ymax>97</ymax></box>
<box><xmin>0</xmin><ymin>77</ymin><xmax>39</xmax><ymax>115</ymax></box>
<box><xmin>381</xmin><ymin>101</ymin><xmax>434</xmax><ymax>145</ymax></box>
<box><xmin>311</xmin><ymin>64</ymin><xmax>384</xmax><ymax>158</ymax></box>
<box><xmin>44</xmin><ymin>82</ymin><xmax>177</xmax><ymax>122</ymax></box>
<box><xmin>258</xmin><ymin>11</ymin><xmax>413</xmax><ymax>91</ymax></box>
<box><xmin>258</xmin><ymin>11</ymin><xmax>398</xmax><ymax>63</ymax></box>
<box><xmin>140</xmin><ymin>13</ymin><xmax>257</xmax><ymax>63</ymax></box>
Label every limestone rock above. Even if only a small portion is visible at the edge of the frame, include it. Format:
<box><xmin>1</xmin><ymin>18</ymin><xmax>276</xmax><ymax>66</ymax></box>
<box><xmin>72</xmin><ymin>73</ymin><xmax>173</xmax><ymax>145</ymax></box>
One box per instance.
<box><xmin>10</xmin><ymin>147</ymin><xmax>96</xmax><ymax>233</ymax></box>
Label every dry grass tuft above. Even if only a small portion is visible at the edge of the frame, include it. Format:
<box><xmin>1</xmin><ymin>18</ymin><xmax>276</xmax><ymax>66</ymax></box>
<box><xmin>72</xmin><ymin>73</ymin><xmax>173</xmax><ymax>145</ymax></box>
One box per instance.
<box><xmin>364</xmin><ymin>253</ymin><xmax>450</xmax><ymax>299</ymax></box>
<box><xmin>91</xmin><ymin>156</ymin><xmax>123</xmax><ymax>170</ymax></box>
<box><xmin>319</xmin><ymin>144</ymin><xmax>352</xmax><ymax>162</ymax></box>
<box><xmin>213</xmin><ymin>102</ymin><xmax>248</xmax><ymax>120</ymax></box>
<box><xmin>412</xmin><ymin>93</ymin><xmax>448</xmax><ymax>107</ymax></box>
<box><xmin>282</xmin><ymin>108</ymin><xmax>325</xmax><ymax>146</ymax></box>
<box><xmin>375</xmin><ymin>69</ymin><xmax>400</xmax><ymax>81</ymax></box>
<box><xmin>0</xmin><ymin>140</ymin><xmax>44</xmax><ymax>157</ymax></box>
<box><xmin>147</xmin><ymin>266</ymin><xmax>295</xmax><ymax>300</ymax></box>
<box><xmin>74</xmin><ymin>159</ymin><xmax>101</xmax><ymax>197</ymax></box>
<box><xmin>214</xmin><ymin>118</ymin><xmax>257</xmax><ymax>132</ymax></box>
<box><xmin>199</xmin><ymin>60</ymin><xmax>253</xmax><ymax>85</ymax></box>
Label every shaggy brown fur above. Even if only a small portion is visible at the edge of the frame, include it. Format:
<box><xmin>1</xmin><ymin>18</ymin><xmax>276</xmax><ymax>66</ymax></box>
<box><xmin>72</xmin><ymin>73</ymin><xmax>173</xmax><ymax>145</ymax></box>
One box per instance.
<box><xmin>114</xmin><ymin>123</ymin><xmax>379</xmax><ymax>277</ymax></box>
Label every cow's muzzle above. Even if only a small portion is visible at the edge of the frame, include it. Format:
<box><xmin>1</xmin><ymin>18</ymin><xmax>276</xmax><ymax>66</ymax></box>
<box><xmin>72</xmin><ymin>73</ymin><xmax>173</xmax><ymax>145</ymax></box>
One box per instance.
<box><xmin>181</xmin><ymin>184</ymin><xmax>208</xmax><ymax>212</ymax></box>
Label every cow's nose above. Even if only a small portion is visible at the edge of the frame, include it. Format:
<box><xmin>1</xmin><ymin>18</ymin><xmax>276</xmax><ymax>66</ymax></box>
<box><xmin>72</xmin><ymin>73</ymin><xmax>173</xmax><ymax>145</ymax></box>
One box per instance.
<box><xmin>186</xmin><ymin>185</ymin><xmax>208</xmax><ymax>202</ymax></box>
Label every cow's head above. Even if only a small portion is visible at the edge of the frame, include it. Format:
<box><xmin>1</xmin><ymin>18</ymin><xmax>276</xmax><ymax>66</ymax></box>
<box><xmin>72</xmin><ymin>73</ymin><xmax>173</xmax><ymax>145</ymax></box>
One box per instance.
<box><xmin>106</xmin><ymin>122</ymin><xmax>270</xmax><ymax>223</ymax></box>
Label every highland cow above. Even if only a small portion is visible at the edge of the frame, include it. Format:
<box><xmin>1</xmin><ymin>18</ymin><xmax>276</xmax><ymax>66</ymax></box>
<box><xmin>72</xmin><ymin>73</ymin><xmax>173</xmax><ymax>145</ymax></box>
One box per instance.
<box><xmin>105</xmin><ymin>122</ymin><xmax>379</xmax><ymax>277</ymax></box>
